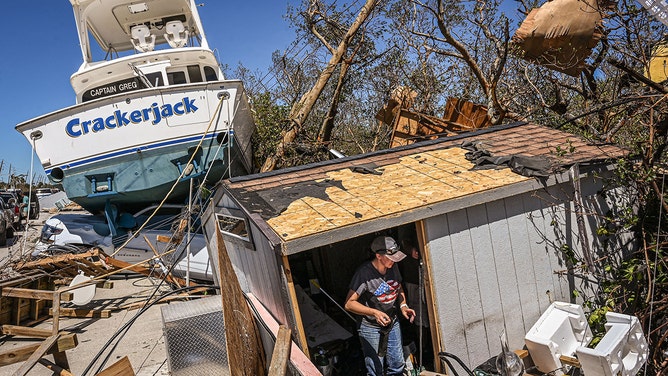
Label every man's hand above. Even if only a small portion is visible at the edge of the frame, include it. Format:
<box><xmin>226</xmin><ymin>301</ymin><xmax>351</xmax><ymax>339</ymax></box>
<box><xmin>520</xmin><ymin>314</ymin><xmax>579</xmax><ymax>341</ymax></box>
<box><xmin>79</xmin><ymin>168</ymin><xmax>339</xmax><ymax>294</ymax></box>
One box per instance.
<box><xmin>401</xmin><ymin>305</ymin><xmax>416</xmax><ymax>323</ymax></box>
<box><xmin>373</xmin><ymin>310</ymin><xmax>392</xmax><ymax>326</ymax></box>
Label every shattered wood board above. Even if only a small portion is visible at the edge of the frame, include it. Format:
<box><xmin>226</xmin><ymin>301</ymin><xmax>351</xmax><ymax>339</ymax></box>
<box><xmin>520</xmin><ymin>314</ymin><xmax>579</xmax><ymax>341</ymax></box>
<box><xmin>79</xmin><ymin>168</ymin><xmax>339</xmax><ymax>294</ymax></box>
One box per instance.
<box><xmin>265</xmin><ymin>147</ymin><xmax>530</xmax><ymax>241</ymax></box>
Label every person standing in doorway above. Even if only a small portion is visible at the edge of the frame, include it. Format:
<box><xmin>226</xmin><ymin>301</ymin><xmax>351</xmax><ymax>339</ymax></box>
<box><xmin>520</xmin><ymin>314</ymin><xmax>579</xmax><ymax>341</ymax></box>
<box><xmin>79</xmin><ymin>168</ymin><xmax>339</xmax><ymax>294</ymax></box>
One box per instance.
<box><xmin>345</xmin><ymin>235</ymin><xmax>416</xmax><ymax>376</ymax></box>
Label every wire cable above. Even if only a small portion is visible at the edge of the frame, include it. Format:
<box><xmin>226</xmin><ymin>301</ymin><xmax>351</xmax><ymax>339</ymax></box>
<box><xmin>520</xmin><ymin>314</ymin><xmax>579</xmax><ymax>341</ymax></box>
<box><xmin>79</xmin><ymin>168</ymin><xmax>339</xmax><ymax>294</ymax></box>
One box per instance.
<box><xmin>83</xmin><ymin>284</ymin><xmax>219</xmax><ymax>375</ymax></box>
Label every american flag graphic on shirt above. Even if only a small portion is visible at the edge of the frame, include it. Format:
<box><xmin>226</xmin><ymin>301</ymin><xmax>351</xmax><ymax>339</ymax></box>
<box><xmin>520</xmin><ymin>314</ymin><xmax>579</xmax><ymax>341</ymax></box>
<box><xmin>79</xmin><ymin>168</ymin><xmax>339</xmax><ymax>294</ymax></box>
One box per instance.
<box><xmin>373</xmin><ymin>280</ymin><xmax>400</xmax><ymax>304</ymax></box>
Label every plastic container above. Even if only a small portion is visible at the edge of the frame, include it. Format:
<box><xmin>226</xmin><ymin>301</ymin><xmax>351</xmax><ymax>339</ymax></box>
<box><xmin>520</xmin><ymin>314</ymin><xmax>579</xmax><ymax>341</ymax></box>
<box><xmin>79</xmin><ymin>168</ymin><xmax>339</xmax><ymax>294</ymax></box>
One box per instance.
<box><xmin>524</xmin><ymin>302</ymin><xmax>592</xmax><ymax>375</ymax></box>
<box><xmin>576</xmin><ymin>312</ymin><xmax>649</xmax><ymax>376</ymax></box>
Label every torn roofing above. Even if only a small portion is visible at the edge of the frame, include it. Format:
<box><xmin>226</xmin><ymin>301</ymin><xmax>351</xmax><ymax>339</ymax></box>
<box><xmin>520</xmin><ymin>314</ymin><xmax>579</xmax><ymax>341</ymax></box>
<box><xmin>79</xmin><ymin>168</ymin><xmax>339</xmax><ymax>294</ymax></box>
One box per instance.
<box><xmin>222</xmin><ymin>122</ymin><xmax>627</xmax><ymax>243</ymax></box>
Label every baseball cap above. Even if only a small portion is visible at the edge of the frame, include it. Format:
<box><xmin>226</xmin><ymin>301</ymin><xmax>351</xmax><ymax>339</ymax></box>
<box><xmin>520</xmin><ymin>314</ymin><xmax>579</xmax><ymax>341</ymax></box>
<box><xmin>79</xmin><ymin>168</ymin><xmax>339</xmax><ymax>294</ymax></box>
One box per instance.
<box><xmin>371</xmin><ymin>236</ymin><xmax>406</xmax><ymax>262</ymax></box>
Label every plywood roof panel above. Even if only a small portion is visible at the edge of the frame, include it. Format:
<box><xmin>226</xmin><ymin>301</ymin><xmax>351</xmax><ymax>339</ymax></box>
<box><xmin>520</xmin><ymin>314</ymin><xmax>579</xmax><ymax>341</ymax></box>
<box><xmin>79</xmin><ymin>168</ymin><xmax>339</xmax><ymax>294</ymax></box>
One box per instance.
<box><xmin>225</xmin><ymin>122</ymin><xmax>629</xmax><ymax>244</ymax></box>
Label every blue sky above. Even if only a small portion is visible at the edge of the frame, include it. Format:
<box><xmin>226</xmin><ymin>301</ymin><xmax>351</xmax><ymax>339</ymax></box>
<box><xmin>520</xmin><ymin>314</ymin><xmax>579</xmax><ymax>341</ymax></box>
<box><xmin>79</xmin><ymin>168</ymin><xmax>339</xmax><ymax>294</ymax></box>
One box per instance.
<box><xmin>0</xmin><ymin>1</ymin><xmax>296</xmax><ymax>184</ymax></box>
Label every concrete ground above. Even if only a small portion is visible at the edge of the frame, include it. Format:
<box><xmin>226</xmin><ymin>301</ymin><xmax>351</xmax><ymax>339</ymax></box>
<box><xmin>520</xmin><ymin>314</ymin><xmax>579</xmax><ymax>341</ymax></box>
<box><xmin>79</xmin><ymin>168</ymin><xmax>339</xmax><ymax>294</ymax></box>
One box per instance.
<box><xmin>0</xmin><ymin>196</ymin><xmax>171</xmax><ymax>375</ymax></box>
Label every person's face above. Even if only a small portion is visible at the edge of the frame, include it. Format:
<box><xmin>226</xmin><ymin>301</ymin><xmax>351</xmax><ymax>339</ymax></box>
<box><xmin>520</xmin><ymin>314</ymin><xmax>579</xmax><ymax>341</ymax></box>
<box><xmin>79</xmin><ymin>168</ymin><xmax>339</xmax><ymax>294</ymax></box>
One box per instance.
<box><xmin>377</xmin><ymin>253</ymin><xmax>395</xmax><ymax>268</ymax></box>
<box><xmin>411</xmin><ymin>247</ymin><xmax>419</xmax><ymax>259</ymax></box>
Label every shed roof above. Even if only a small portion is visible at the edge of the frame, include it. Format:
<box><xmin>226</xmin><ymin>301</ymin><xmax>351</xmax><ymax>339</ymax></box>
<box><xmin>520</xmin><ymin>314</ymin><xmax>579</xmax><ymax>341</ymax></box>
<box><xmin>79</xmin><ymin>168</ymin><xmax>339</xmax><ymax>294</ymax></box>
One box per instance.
<box><xmin>222</xmin><ymin>122</ymin><xmax>627</xmax><ymax>254</ymax></box>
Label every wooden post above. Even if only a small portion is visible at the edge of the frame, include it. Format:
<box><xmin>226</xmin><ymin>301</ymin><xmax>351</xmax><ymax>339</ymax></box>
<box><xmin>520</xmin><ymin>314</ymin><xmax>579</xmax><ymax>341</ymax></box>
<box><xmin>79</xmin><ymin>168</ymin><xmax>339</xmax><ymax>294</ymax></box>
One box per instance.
<box><xmin>280</xmin><ymin>255</ymin><xmax>310</xmax><ymax>358</ymax></box>
<box><xmin>215</xmin><ymin>223</ymin><xmax>266</xmax><ymax>375</ymax></box>
<box><xmin>416</xmin><ymin>220</ymin><xmax>444</xmax><ymax>374</ymax></box>
<box><xmin>268</xmin><ymin>325</ymin><xmax>292</xmax><ymax>376</ymax></box>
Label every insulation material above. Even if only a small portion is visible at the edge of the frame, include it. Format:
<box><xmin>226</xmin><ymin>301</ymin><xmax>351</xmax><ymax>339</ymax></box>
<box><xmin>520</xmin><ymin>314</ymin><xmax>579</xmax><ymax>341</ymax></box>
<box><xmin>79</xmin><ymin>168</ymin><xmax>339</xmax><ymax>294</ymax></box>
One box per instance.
<box><xmin>512</xmin><ymin>0</ymin><xmax>605</xmax><ymax>76</ymax></box>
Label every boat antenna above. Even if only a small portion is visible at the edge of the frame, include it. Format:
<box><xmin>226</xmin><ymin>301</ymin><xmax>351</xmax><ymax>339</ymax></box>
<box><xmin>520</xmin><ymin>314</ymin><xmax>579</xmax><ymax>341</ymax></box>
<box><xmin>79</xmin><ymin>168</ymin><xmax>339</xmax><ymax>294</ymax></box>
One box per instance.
<box><xmin>128</xmin><ymin>63</ymin><xmax>153</xmax><ymax>88</ymax></box>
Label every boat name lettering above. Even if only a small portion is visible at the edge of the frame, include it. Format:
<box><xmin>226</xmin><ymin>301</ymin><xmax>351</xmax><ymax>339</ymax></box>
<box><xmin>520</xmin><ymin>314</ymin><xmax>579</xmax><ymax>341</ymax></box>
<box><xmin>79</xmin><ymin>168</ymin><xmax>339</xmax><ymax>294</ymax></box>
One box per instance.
<box><xmin>87</xmin><ymin>80</ymin><xmax>139</xmax><ymax>99</ymax></box>
<box><xmin>65</xmin><ymin>97</ymin><xmax>199</xmax><ymax>138</ymax></box>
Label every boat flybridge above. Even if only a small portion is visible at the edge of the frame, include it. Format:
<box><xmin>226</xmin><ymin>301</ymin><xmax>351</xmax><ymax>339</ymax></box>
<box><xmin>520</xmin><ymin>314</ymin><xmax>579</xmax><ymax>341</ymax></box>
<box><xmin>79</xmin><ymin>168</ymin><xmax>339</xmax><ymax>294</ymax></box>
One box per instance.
<box><xmin>16</xmin><ymin>0</ymin><xmax>256</xmax><ymax>222</ymax></box>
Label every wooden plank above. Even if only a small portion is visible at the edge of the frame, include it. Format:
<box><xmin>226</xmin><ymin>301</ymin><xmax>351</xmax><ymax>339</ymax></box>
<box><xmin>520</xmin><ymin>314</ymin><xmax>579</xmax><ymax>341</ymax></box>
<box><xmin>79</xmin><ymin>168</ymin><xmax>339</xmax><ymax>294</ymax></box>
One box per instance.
<box><xmin>268</xmin><ymin>325</ymin><xmax>291</xmax><ymax>376</ymax></box>
<box><xmin>0</xmin><ymin>333</ymin><xmax>78</xmax><ymax>366</ymax></box>
<box><xmin>281</xmin><ymin>255</ymin><xmax>309</xmax><ymax>357</ymax></box>
<box><xmin>215</xmin><ymin>223</ymin><xmax>266</xmax><ymax>375</ymax></box>
<box><xmin>559</xmin><ymin>354</ymin><xmax>581</xmax><ymax>368</ymax></box>
<box><xmin>13</xmin><ymin>334</ymin><xmax>60</xmax><ymax>376</ymax></box>
<box><xmin>96</xmin><ymin>281</ymin><xmax>114</xmax><ymax>289</ymax></box>
<box><xmin>17</xmin><ymin>249</ymin><xmax>101</xmax><ymax>269</ymax></box>
<box><xmin>94</xmin><ymin>355</ymin><xmax>135</xmax><ymax>376</ymax></box>
<box><xmin>245</xmin><ymin>294</ymin><xmax>322</xmax><ymax>375</ymax></box>
<box><xmin>52</xmin><ymin>350</ymin><xmax>70</xmax><ymax>370</ymax></box>
<box><xmin>2</xmin><ymin>287</ymin><xmax>72</xmax><ymax>302</ymax></box>
<box><xmin>0</xmin><ymin>271</ymin><xmax>47</xmax><ymax>289</ymax></box>
<box><xmin>416</xmin><ymin>220</ymin><xmax>444</xmax><ymax>374</ymax></box>
<box><xmin>37</xmin><ymin>358</ymin><xmax>75</xmax><ymax>376</ymax></box>
<box><xmin>50</xmin><ymin>308</ymin><xmax>111</xmax><ymax>318</ymax></box>
<box><xmin>103</xmin><ymin>256</ymin><xmax>196</xmax><ymax>287</ymax></box>
<box><xmin>2</xmin><ymin>325</ymin><xmax>52</xmax><ymax>338</ymax></box>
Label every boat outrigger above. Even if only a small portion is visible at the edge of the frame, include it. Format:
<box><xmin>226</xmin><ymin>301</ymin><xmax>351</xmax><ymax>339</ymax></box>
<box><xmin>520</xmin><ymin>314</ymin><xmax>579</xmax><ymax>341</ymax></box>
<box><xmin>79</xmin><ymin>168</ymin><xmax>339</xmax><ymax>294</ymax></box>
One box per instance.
<box><xmin>15</xmin><ymin>0</ymin><xmax>255</xmax><ymax>216</ymax></box>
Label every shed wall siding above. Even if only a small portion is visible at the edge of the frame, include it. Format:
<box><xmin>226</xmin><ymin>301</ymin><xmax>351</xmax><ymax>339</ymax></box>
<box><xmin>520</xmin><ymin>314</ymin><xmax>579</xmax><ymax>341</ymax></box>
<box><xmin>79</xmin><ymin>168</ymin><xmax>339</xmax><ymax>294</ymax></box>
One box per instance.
<box><xmin>204</xmin><ymin>195</ymin><xmax>291</xmax><ymax>328</ymax></box>
<box><xmin>424</xmin><ymin>173</ymin><xmax>632</xmax><ymax>370</ymax></box>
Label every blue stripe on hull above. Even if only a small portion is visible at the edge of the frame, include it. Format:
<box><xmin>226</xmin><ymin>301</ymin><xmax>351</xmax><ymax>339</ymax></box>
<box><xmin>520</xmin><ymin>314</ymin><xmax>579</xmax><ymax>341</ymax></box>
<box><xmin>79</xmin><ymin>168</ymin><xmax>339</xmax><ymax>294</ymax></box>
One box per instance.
<box><xmin>45</xmin><ymin>132</ymin><xmax>221</xmax><ymax>174</ymax></box>
<box><xmin>56</xmin><ymin>137</ymin><xmax>247</xmax><ymax>214</ymax></box>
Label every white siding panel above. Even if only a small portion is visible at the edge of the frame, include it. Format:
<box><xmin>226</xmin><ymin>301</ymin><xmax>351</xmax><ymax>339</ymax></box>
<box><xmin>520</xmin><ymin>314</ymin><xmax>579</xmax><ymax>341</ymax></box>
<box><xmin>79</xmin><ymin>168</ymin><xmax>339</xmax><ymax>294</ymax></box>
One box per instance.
<box><xmin>447</xmin><ymin>208</ymin><xmax>487</xmax><ymax>366</ymax></box>
<box><xmin>521</xmin><ymin>193</ymin><xmax>558</xmax><ymax>312</ymax></box>
<box><xmin>485</xmin><ymin>199</ymin><xmax>526</xmax><ymax>351</ymax></box>
<box><xmin>466</xmin><ymin>204</ymin><xmax>503</xmax><ymax>358</ymax></box>
<box><xmin>504</xmin><ymin>196</ymin><xmax>541</xmax><ymax>335</ymax></box>
<box><xmin>424</xmin><ymin>214</ymin><xmax>468</xmax><ymax>365</ymax></box>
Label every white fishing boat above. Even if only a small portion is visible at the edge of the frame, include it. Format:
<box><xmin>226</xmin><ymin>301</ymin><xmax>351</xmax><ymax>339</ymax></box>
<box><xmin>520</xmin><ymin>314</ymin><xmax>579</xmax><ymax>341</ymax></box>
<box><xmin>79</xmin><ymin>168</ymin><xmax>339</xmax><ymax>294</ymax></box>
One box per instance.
<box><xmin>15</xmin><ymin>0</ymin><xmax>255</xmax><ymax>215</ymax></box>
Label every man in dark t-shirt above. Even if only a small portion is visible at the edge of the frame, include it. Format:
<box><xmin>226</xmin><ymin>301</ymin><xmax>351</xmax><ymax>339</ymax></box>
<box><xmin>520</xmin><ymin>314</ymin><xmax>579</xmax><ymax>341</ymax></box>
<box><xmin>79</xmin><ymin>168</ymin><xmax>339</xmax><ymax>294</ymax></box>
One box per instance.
<box><xmin>345</xmin><ymin>236</ymin><xmax>416</xmax><ymax>376</ymax></box>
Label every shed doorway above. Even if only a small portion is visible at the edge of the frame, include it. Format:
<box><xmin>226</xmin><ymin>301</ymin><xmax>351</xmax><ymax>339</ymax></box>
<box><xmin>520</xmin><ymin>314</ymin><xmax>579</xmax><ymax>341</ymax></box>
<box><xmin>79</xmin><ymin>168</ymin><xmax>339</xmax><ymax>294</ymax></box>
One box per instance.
<box><xmin>286</xmin><ymin>222</ymin><xmax>436</xmax><ymax>374</ymax></box>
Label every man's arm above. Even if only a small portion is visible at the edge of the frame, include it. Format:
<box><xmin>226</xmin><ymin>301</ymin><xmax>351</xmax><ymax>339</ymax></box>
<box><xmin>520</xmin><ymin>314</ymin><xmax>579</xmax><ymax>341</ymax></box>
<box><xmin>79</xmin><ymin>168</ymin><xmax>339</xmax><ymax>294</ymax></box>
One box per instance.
<box><xmin>345</xmin><ymin>289</ymin><xmax>393</xmax><ymax>326</ymax></box>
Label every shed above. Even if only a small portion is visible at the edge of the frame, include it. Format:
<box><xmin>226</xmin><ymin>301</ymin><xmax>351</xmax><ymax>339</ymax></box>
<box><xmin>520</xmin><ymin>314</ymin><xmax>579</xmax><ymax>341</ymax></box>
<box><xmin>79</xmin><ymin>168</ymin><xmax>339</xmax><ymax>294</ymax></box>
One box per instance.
<box><xmin>201</xmin><ymin>122</ymin><xmax>632</xmax><ymax>374</ymax></box>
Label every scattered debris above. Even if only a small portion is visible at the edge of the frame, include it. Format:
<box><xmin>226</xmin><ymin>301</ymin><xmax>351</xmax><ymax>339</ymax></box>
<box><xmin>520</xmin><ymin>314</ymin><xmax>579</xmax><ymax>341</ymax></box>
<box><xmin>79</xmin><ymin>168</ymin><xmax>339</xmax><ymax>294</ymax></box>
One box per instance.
<box><xmin>512</xmin><ymin>0</ymin><xmax>606</xmax><ymax>76</ymax></box>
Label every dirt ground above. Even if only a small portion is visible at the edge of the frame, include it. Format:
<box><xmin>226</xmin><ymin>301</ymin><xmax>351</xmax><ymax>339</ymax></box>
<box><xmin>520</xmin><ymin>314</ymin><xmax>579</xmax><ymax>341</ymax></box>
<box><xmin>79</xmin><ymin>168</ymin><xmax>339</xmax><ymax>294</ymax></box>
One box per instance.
<box><xmin>0</xmin><ymin>202</ymin><xmax>170</xmax><ymax>375</ymax></box>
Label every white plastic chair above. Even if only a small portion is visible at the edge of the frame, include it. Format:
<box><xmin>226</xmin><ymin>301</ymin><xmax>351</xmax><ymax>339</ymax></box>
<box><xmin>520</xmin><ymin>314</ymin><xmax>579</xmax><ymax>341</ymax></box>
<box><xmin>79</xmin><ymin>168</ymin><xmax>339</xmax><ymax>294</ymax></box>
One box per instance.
<box><xmin>524</xmin><ymin>302</ymin><xmax>593</xmax><ymax>375</ymax></box>
<box><xmin>164</xmin><ymin>20</ymin><xmax>189</xmax><ymax>48</ymax></box>
<box><xmin>130</xmin><ymin>24</ymin><xmax>155</xmax><ymax>52</ymax></box>
<box><xmin>576</xmin><ymin>312</ymin><xmax>649</xmax><ymax>376</ymax></box>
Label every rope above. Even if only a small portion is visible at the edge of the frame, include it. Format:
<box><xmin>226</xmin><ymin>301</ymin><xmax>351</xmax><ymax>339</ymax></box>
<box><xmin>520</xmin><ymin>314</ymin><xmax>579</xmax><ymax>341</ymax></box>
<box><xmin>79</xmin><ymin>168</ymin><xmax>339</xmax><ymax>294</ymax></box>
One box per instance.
<box><xmin>110</xmin><ymin>92</ymin><xmax>228</xmax><ymax>257</ymax></box>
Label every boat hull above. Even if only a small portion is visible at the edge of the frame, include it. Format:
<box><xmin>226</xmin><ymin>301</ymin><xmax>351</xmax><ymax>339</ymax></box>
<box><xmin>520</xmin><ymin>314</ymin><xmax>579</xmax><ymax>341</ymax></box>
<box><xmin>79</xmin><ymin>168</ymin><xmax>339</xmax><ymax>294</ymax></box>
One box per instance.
<box><xmin>17</xmin><ymin>81</ymin><xmax>255</xmax><ymax>214</ymax></box>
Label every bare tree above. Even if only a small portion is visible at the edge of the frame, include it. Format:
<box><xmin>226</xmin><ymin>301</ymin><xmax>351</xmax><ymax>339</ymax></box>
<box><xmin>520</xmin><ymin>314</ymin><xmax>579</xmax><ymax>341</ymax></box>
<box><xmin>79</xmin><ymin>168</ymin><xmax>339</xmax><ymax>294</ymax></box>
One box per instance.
<box><xmin>260</xmin><ymin>0</ymin><xmax>382</xmax><ymax>172</ymax></box>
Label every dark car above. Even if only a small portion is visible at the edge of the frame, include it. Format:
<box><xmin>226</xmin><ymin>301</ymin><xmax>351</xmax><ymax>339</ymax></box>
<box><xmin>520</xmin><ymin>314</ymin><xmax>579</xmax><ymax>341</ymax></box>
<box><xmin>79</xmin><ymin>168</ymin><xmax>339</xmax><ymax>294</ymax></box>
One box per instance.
<box><xmin>16</xmin><ymin>191</ymin><xmax>40</xmax><ymax>220</ymax></box>
<box><xmin>0</xmin><ymin>192</ymin><xmax>21</xmax><ymax>230</ymax></box>
<box><xmin>28</xmin><ymin>191</ymin><xmax>40</xmax><ymax>220</ymax></box>
<box><xmin>0</xmin><ymin>205</ymin><xmax>8</xmax><ymax>246</ymax></box>
<box><xmin>0</xmin><ymin>197</ymin><xmax>16</xmax><ymax>238</ymax></box>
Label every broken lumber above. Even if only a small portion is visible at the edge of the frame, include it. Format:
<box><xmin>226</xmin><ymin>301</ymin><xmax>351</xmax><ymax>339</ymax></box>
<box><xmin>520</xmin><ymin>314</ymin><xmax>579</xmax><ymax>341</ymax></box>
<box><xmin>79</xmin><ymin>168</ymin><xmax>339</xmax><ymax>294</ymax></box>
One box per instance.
<box><xmin>0</xmin><ymin>332</ymin><xmax>77</xmax><ymax>367</ymax></box>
